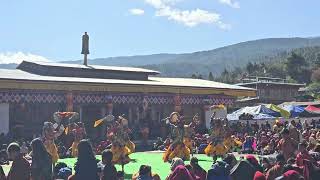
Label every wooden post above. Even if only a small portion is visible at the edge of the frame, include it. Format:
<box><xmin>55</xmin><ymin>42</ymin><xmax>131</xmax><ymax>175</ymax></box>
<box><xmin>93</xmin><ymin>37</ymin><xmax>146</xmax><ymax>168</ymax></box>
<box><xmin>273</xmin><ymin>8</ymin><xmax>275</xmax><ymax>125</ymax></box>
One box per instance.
<box><xmin>66</xmin><ymin>92</ymin><xmax>73</xmax><ymax>112</ymax></box>
<box><xmin>174</xmin><ymin>94</ymin><xmax>182</xmax><ymax>113</ymax></box>
<box><xmin>79</xmin><ymin>106</ymin><xmax>83</xmax><ymax>122</ymax></box>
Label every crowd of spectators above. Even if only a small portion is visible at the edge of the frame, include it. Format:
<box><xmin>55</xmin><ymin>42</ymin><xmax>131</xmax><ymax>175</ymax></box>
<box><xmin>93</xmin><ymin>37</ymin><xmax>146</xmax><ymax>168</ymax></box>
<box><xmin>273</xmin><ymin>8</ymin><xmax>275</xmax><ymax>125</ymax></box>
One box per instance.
<box><xmin>0</xmin><ymin>118</ymin><xmax>320</xmax><ymax>179</ymax></box>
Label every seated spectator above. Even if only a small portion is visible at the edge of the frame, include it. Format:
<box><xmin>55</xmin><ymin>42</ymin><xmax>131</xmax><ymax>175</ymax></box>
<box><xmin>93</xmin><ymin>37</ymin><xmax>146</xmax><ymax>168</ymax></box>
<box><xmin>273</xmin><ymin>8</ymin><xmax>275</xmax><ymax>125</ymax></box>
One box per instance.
<box><xmin>20</xmin><ymin>142</ymin><xmax>29</xmax><ymax>155</ymax></box>
<box><xmin>207</xmin><ymin>160</ymin><xmax>231</xmax><ymax>180</ymax></box>
<box><xmin>30</xmin><ymin>138</ymin><xmax>52</xmax><ymax>180</ymax></box>
<box><xmin>281</xmin><ymin>164</ymin><xmax>301</xmax><ymax>175</ymax></box>
<box><xmin>274</xmin><ymin>170</ymin><xmax>304</xmax><ymax>180</ymax></box>
<box><xmin>313</xmin><ymin>143</ymin><xmax>320</xmax><ymax>153</ymax></box>
<box><xmin>57</xmin><ymin>167</ymin><xmax>72</xmax><ymax>180</ymax></box>
<box><xmin>261</xmin><ymin>157</ymin><xmax>272</xmax><ymax>173</ymax></box>
<box><xmin>101</xmin><ymin>150</ymin><xmax>117</xmax><ymax>180</ymax></box>
<box><xmin>6</xmin><ymin>142</ymin><xmax>30</xmax><ymax>180</ymax></box>
<box><xmin>153</xmin><ymin>137</ymin><xmax>164</xmax><ymax>150</ymax></box>
<box><xmin>242</xmin><ymin>136</ymin><xmax>253</xmax><ymax>154</ymax></box>
<box><xmin>70</xmin><ymin>139</ymin><xmax>99</xmax><ymax>180</ymax></box>
<box><xmin>303</xmin><ymin>159</ymin><xmax>320</xmax><ymax>180</ymax></box>
<box><xmin>223</xmin><ymin>153</ymin><xmax>238</xmax><ymax>168</ymax></box>
<box><xmin>263</xmin><ymin>140</ymin><xmax>276</xmax><ymax>155</ymax></box>
<box><xmin>286</xmin><ymin>157</ymin><xmax>296</xmax><ymax>165</ymax></box>
<box><xmin>54</xmin><ymin>162</ymin><xmax>68</xmax><ymax>178</ymax></box>
<box><xmin>117</xmin><ymin>171</ymin><xmax>124</xmax><ymax>180</ymax></box>
<box><xmin>254</xmin><ymin>171</ymin><xmax>266</xmax><ymax>180</ymax></box>
<box><xmin>185</xmin><ymin>164</ymin><xmax>200</xmax><ymax>180</ymax></box>
<box><xmin>307</xmin><ymin>137</ymin><xmax>317</xmax><ymax>151</ymax></box>
<box><xmin>230</xmin><ymin>155</ymin><xmax>263</xmax><ymax>180</ymax></box>
<box><xmin>166</xmin><ymin>165</ymin><xmax>194</xmax><ymax>180</ymax></box>
<box><xmin>266</xmin><ymin>154</ymin><xmax>286</xmax><ymax>180</ymax></box>
<box><xmin>190</xmin><ymin>157</ymin><xmax>206</xmax><ymax>180</ymax></box>
<box><xmin>296</xmin><ymin>141</ymin><xmax>312</xmax><ymax>167</ymax></box>
<box><xmin>136</xmin><ymin>165</ymin><xmax>153</xmax><ymax>180</ymax></box>
<box><xmin>170</xmin><ymin>157</ymin><xmax>184</xmax><ymax>172</ymax></box>
<box><xmin>0</xmin><ymin>165</ymin><xmax>5</xmax><ymax>180</ymax></box>
<box><xmin>246</xmin><ymin>155</ymin><xmax>263</xmax><ymax>173</ymax></box>
<box><xmin>133</xmin><ymin>165</ymin><xmax>161</xmax><ymax>180</ymax></box>
<box><xmin>0</xmin><ymin>148</ymin><xmax>8</xmax><ymax>165</ymax></box>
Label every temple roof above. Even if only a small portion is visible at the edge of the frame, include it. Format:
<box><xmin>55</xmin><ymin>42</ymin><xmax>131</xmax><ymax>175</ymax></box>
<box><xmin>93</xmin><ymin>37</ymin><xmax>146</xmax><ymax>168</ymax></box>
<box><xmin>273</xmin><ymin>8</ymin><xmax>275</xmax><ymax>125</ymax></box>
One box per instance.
<box><xmin>0</xmin><ymin>68</ymin><xmax>256</xmax><ymax>97</ymax></box>
<box><xmin>236</xmin><ymin>81</ymin><xmax>305</xmax><ymax>87</ymax></box>
<box><xmin>20</xmin><ymin>61</ymin><xmax>160</xmax><ymax>73</ymax></box>
<box><xmin>17</xmin><ymin>61</ymin><xmax>159</xmax><ymax>80</ymax></box>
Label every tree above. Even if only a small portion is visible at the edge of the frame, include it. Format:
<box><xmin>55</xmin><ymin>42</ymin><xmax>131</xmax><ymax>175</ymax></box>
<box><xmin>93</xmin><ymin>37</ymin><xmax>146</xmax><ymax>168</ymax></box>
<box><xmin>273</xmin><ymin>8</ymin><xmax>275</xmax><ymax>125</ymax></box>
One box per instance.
<box><xmin>208</xmin><ymin>72</ymin><xmax>214</xmax><ymax>81</ymax></box>
<box><xmin>285</xmin><ymin>52</ymin><xmax>311</xmax><ymax>83</ymax></box>
<box><xmin>220</xmin><ymin>68</ymin><xmax>231</xmax><ymax>83</ymax></box>
<box><xmin>315</xmin><ymin>53</ymin><xmax>320</xmax><ymax>67</ymax></box>
<box><xmin>191</xmin><ymin>74</ymin><xmax>197</xmax><ymax>79</ymax></box>
<box><xmin>306</xmin><ymin>82</ymin><xmax>320</xmax><ymax>98</ymax></box>
<box><xmin>311</xmin><ymin>68</ymin><xmax>320</xmax><ymax>82</ymax></box>
<box><xmin>266</xmin><ymin>63</ymin><xmax>286</xmax><ymax>79</ymax></box>
<box><xmin>246</xmin><ymin>62</ymin><xmax>254</xmax><ymax>75</ymax></box>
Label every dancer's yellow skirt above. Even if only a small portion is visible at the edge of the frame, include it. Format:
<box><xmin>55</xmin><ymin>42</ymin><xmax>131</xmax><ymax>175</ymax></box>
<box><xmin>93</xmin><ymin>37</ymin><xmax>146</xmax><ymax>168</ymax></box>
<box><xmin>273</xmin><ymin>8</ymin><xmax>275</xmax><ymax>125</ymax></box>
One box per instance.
<box><xmin>204</xmin><ymin>143</ymin><xmax>228</xmax><ymax>156</ymax></box>
<box><xmin>183</xmin><ymin>138</ymin><xmax>193</xmax><ymax>150</ymax></box>
<box><xmin>163</xmin><ymin>144</ymin><xmax>190</xmax><ymax>162</ymax></box>
<box><xmin>234</xmin><ymin>139</ymin><xmax>243</xmax><ymax>147</ymax></box>
<box><xmin>126</xmin><ymin>140</ymin><xmax>136</xmax><ymax>153</ymax></box>
<box><xmin>111</xmin><ymin>145</ymin><xmax>131</xmax><ymax>164</ymax></box>
<box><xmin>71</xmin><ymin>141</ymin><xmax>79</xmax><ymax>157</ymax></box>
<box><xmin>223</xmin><ymin>137</ymin><xmax>234</xmax><ymax>150</ymax></box>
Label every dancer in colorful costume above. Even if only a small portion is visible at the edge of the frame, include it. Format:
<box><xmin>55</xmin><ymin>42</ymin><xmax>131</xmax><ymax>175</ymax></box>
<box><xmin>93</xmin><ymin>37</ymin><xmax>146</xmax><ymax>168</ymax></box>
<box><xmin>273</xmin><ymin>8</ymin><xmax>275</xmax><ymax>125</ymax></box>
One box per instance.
<box><xmin>95</xmin><ymin>113</ymin><xmax>135</xmax><ymax>164</ymax></box>
<box><xmin>43</xmin><ymin>112</ymin><xmax>79</xmax><ymax>163</ymax></box>
<box><xmin>221</xmin><ymin>119</ymin><xmax>242</xmax><ymax>152</ymax></box>
<box><xmin>42</xmin><ymin>122</ymin><xmax>63</xmax><ymax>165</ymax></box>
<box><xmin>183</xmin><ymin>114</ymin><xmax>198</xmax><ymax>151</ymax></box>
<box><xmin>70</xmin><ymin>122</ymin><xmax>86</xmax><ymax>157</ymax></box>
<box><xmin>98</xmin><ymin>115</ymin><xmax>134</xmax><ymax>164</ymax></box>
<box><xmin>205</xmin><ymin>116</ymin><xmax>228</xmax><ymax>162</ymax></box>
<box><xmin>118</xmin><ymin>115</ymin><xmax>135</xmax><ymax>154</ymax></box>
<box><xmin>204</xmin><ymin>105</ymin><xmax>231</xmax><ymax>162</ymax></box>
<box><xmin>163</xmin><ymin>112</ymin><xmax>196</xmax><ymax>162</ymax></box>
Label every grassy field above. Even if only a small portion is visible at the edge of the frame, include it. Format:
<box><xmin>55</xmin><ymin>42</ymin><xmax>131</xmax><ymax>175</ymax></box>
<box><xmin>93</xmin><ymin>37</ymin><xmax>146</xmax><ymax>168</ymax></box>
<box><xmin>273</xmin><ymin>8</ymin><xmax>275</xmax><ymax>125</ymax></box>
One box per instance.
<box><xmin>64</xmin><ymin>152</ymin><xmax>215</xmax><ymax>179</ymax></box>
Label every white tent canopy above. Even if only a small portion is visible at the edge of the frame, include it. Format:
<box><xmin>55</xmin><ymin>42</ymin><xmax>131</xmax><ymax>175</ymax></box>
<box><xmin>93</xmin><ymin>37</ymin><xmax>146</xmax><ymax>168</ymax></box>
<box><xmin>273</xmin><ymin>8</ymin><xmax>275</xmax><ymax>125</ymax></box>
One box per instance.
<box><xmin>227</xmin><ymin>105</ymin><xmax>276</xmax><ymax>121</ymax></box>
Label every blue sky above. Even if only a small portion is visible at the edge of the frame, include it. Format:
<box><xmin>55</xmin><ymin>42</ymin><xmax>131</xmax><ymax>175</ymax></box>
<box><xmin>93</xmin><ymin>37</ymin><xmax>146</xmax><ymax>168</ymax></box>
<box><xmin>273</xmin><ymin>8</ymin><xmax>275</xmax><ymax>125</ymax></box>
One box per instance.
<box><xmin>0</xmin><ymin>0</ymin><xmax>319</xmax><ymax>63</ymax></box>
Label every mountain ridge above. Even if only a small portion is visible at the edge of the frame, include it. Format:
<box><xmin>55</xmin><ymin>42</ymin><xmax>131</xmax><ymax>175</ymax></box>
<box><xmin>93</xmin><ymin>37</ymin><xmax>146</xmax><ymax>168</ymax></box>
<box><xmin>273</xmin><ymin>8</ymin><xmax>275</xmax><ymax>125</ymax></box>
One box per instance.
<box><xmin>1</xmin><ymin>37</ymin><xmax>320</xmax><ymax>77</ymax></box>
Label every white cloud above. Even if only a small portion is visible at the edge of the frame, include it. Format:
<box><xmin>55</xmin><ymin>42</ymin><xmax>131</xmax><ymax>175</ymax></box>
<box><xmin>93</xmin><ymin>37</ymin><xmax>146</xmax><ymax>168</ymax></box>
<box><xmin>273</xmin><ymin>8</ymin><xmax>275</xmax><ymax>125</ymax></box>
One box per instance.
<box><xmin>218</xmin><ymin>0</ymin><xmax>240</xmax><ymax>9</ymax></box>
<box><xmin>129</xmin><ymin>8</ymin><xmax>145</xmax><ymax>16</ymax></box>
<box><xmin>145</xmin><ymin>0</ymin><xmax>181</xmax><ymax>8</ymax></box>
<box><xmin>0</xmin><ymin>52</ymin><xmax>50</xmax><ymax>64</ymax></box>
<box><xmin>145</xmin><ymin>0</ymin><xmax>230</xmax><ymax>29</ymax></box>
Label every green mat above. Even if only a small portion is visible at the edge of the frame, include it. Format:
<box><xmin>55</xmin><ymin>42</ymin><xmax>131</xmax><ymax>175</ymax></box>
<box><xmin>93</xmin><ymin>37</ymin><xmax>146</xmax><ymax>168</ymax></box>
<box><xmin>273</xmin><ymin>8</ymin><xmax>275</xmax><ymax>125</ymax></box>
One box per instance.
<box><xmin>1</xmin><ymin>152</ymin><xmax>214</xmax><ymax>179</ymax></box>
<box><xmin>2</xmin><ymin>152</ymin><xmax>253</xmax><ymax>179</ymax></box>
